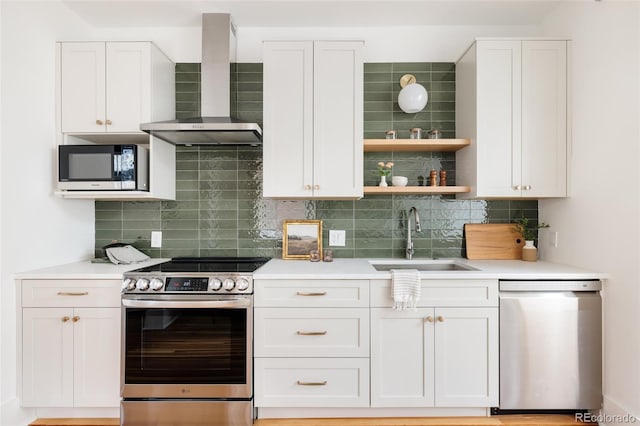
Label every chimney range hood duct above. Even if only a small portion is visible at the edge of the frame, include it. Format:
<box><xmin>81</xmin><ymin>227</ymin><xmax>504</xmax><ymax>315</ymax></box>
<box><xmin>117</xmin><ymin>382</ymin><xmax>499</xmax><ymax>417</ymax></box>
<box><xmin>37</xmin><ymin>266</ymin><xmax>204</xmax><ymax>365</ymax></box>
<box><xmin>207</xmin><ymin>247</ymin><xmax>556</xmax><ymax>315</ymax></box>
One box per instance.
<box><xmin>140</xmin><ymin>14</ymin><xmax>262</xmax><ymax>145</ymax></box>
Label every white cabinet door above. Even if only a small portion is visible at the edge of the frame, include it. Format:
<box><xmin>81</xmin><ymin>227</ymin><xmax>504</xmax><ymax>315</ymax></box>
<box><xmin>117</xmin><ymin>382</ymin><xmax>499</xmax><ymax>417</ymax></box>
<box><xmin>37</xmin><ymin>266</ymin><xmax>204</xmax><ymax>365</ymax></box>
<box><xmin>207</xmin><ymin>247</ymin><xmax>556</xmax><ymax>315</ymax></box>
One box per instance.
<box><xmin>60</xmin><ymin>41</ymin><xmax>168</xmax><ymax>135</ymax></box>
<box><xmin>263</xmin><ymin>41</ymin><xmax>363</xmax><ymax>199</ymax></box>
<box><xmin>457</xmin><ymin>39</ymin><xmax>568</xmax><ymax>199</ymax></box>
<box><xmin>73</xmin><ymin>307</ymin><xmax>121</xmax><ymax>407</ymax></box>
<box><xmin>313</xmin><ymin>41</ymin><xmax>363</xmax><ymax>198</ymax></box>
<box><xmin>106</xmin><ymin>42</ymin><xmax>151</xmax><ymax>133</ymax></box>
<box><xmin>475</xmin><ymin>40</ymin><xmax>522</xmax><ymax>197</ymax></box>
<box><xmin>22</xmin><ymin>308</ymin><xmax>74</xmax><ymax>407</ymax></box>
<box><xmin>370</xmin><ymin>308</ymin><xmax>435</xmax><ymax>407</ymax></box>
<box><xmin>263</xmin><ymin>41</ymin><xmax>314</xmax><ymax>198</ymax></box>
<box><xmin>434</xmin><ymin>307</ymin><xmax>498</xmax><ymax>407</ymax></box>
<box><xmin>521</xmin><ymin>40</ymin><xmax>567</xmax><ymax>198</ymax></box>
<box><xmin>60</xmin><ymin>42</ymin><xmax>106</xmax><ymax>133</ymax></box>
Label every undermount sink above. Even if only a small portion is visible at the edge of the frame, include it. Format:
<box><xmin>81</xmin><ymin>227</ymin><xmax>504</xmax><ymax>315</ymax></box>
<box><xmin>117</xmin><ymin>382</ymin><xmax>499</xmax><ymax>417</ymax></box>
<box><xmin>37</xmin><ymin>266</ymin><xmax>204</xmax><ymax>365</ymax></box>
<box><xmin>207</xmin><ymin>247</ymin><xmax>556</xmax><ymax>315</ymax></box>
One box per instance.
<box><xmin>370</xmin><ymin>260</ymin><xmax>479</xmax><ymax>272</ymax></box>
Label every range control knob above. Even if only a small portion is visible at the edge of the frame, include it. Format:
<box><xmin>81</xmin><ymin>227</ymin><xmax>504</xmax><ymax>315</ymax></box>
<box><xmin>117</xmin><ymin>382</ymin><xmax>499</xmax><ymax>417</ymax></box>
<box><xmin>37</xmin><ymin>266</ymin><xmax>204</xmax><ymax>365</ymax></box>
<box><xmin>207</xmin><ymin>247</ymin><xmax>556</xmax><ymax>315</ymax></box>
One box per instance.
<box><xmin>122</xmin><ymin>278</ymin><xmax>136</xmax><ymax>292</ymax></box>
<box><xmin>209</xmin><ymin>278</ymin><xmax>222</xmax><ymax>291</ymax></box>
<box><xmin>136</xmin><ymin>278</ymin><xmax>150</xmax><ymax>291</ymax></box>
<box><xmin>223</xmin><ymin>278</ymin><xmax>236</xmax><ymax>291</ymax></box>
<box><xmin>236</xmin><ymin>278</ymin><xmax>250</xmax><ymax>291</ymax></box>
<box><xmin>150</xmin><ymin>278</ymin><xmax>164</xmax><ymax>291</ymax></box>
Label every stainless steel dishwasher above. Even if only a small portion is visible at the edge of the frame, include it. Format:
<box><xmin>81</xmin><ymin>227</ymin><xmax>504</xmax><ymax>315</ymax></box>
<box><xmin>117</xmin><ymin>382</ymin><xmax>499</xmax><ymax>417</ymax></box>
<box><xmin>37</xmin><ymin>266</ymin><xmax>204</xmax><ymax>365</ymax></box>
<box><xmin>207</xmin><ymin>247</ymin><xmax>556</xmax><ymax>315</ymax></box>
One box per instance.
<box><xmin>499</xmin><ymin>280</ymin><xmax>602</xmax><ymax>410</ymax></box>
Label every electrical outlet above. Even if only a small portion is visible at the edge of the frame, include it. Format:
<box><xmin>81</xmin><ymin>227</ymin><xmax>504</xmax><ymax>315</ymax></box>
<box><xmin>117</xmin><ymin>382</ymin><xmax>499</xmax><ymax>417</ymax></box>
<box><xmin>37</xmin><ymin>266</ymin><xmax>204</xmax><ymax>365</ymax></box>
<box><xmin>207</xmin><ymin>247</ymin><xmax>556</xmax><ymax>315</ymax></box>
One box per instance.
<box><xmin>329</xmin><ymin>230</ymin><xmax>346</xmax><ymax>246</ymax></box>
<box><xmin>151</xmin><ymin>231</ymin><xmax>162</xmax><ymax>248</ymax></box>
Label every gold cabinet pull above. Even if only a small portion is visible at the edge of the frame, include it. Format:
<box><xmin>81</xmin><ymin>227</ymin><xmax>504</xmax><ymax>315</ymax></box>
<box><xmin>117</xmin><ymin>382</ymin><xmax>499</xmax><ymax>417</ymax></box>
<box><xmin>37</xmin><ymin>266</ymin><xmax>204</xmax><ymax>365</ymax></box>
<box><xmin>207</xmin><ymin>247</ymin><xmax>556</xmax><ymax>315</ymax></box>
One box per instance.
<box><xmin>106</xmin><ymin>119</ymin><xmax>112</xmax><ymax>125</ymax></box>
<box><xmin>96</xmin><ymin>119</ymin><xmax>104</xmax><ymax>125</ymax></box>
<box><xmin>437</xmin><ymin>315</ymin><xmax>445</xmax><ymax>322</ymax></box>
<box><xmin>305</xmin><ymin>185</ymin><xmax>312</xmax><ymax>190</ymax></box>
<box><xmin>313</xmin><ymin>184</ymin><xmax>320</xmax><ymax>190</ymax></box>
<box><xmin>72</xmin><ymin>316</ymin><xmax>80</xmax><ymax>322</ymax></box>
<box><xmin>57</xmin><ymin>292</ymin><xmax>89</xmax><ymax>296</ymax></box>
<box><xmin>296</xmin><ymin>380</ymin><xmax>327</xmax><ymax>386</ymax></box>
<box><xmin>296</xmin><ymin>291</ymin><xmax>327</xmax><ymax>296</ymax></box>
<box><xmin>425</xmin><ymin>316</ymin><xmax>434</xmax><ymax>323</ymax></box>
<box><xmin>296</xmin><ymin>330</ymin><xmax>327</xmax><ymax>336</ymax></box>
<box><xmin>62</xmin><ymin>316</ymin><xmax>70</xmax><ymax>323</ymax></box>
<box><xmin>513</xmin><ymin>185</ymin><xmax>522</xmax><ymax>190</ymax></box>
<box><xmin>524</xmin><ymin>185</ymin><xmax>532</xmax><ymax>190</ymax></box>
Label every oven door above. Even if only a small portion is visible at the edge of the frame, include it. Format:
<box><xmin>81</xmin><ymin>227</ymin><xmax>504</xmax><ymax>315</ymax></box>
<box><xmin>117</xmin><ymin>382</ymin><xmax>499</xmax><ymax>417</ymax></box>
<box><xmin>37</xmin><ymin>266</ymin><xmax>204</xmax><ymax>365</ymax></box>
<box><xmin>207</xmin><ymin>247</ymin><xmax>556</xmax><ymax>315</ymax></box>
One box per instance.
<box><xmin>121</xmin><ymin>295</ymin><xmax>252</xmax><ymax>399</ymax></box>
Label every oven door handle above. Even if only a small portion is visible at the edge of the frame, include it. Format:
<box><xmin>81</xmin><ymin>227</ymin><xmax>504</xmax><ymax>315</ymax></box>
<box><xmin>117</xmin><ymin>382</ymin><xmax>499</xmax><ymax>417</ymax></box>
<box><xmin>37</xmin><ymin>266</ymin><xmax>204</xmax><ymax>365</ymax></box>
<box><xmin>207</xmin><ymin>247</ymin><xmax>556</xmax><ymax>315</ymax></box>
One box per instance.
<box><xmin>121</xmin><ymin>298</ymin><xmax>251</xmax><ymax>309</ymax></box>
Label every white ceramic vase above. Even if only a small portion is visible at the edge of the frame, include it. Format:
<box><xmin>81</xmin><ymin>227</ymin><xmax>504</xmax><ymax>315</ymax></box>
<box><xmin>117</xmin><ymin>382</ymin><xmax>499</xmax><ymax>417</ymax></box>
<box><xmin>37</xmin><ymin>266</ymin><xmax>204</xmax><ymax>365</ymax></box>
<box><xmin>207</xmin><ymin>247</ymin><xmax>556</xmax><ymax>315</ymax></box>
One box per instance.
<box><xmin>379</xmin><ymin>175</ymin><xmax>388</xmax><ymax>187</ymax></box>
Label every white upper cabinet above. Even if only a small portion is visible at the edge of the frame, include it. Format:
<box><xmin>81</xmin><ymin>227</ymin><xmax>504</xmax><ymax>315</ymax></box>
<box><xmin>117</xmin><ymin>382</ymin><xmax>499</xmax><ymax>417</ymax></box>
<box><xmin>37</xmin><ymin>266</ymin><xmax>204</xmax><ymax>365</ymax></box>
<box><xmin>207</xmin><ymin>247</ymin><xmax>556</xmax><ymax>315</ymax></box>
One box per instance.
<box><xmin>59</xmin><ymin>41</ymin><xmax>175</xmax><ymax>134</ymax></box>
<box><xmin>263</xmin><ymin>41</ymin><xmax>363</xmax><ymax>199</ymax></box>
<box><xmin>456</xmin><ymin>39</ymin><xmax>568</xmax><ymax>198</ymax></box>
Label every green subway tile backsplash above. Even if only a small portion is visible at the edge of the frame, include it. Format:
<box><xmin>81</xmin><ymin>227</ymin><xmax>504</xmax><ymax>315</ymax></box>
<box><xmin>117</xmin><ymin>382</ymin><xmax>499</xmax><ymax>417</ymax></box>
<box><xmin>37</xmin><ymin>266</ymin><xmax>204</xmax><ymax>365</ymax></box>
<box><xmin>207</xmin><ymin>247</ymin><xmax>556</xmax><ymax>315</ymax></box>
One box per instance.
<box><xmin>94</xmin><ymin>62</ymin><xmax>539</xmax><ymax>259</ymax></box>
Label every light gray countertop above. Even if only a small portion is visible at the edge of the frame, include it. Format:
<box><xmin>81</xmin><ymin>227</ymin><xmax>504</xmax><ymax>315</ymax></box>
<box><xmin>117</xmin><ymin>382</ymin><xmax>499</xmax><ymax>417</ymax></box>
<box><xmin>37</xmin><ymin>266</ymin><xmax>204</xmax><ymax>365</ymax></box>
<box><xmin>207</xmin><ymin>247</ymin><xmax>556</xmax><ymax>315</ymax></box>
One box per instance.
<box><xmin>254</xmin><ymin>258</ymin><xmax>606</xmax><ymax>281</ymax></box>
<box><xmin>13</xmin><ymin>258</ymin><xmax>169</xmax><ymax>280</ymax></box>
<box><xmin>13</xmin><ymin>257</ymin><xmax>606</xmax><ymax>281</ymax></box>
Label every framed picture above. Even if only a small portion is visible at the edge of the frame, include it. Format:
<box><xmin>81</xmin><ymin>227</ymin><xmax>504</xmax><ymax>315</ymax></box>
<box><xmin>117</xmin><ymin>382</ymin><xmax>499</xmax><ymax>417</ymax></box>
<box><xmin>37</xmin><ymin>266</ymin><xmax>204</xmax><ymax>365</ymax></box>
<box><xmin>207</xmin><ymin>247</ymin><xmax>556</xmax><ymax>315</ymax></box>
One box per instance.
<box><xmin>282</xmin><ymin>220</ymin><xmax>323</xmax><ymax>260</ymax></box>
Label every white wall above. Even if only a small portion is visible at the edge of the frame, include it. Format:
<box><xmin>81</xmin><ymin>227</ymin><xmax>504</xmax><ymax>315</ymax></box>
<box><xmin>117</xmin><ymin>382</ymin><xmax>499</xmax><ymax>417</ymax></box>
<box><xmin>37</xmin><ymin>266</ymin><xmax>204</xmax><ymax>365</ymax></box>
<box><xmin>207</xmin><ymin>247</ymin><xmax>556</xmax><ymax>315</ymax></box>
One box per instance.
<box><xmin>539</xmin><ymin>2</ymin><xmax>640</xmax><ymax>423</ymax></box>
<box><xmin>1</xmin><ymin>2</ymin><xmax>95</xmax><ymax>425</ymax></box>
<box><xmin>236</xmin><ymin>25</ymin><xmax>539</xmax><ymax>62</ymax></box>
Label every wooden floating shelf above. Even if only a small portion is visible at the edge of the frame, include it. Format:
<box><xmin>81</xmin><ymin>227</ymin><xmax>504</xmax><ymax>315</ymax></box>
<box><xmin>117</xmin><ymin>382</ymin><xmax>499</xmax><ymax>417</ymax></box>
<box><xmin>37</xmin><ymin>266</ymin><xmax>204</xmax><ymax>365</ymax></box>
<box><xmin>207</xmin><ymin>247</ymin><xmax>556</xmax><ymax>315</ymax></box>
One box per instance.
<box><xmin>363</xmin><ymin>138</ymin><xmax>471</xmax><ymax>152</ymax></box>
<box><xmin>363</xmin><ymin>186</ymin><xmax>471</xmax><ymax>195</ymax></box>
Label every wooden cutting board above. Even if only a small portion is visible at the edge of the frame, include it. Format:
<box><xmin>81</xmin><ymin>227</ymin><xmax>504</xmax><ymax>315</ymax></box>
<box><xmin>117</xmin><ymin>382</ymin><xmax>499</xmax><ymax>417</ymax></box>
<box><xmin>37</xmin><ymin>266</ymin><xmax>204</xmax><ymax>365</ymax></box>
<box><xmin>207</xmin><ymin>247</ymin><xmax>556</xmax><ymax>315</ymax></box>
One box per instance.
<box><xmin>464</xmin><ymin>223</ymin><xmax>525</xmax><ymax>260</ymax></box>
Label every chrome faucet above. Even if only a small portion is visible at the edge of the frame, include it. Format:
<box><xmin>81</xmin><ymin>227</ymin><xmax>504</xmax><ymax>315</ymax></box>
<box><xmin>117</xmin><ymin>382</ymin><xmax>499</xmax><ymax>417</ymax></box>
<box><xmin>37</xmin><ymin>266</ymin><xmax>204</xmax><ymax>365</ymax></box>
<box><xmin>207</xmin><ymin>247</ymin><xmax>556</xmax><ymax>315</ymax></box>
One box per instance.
<box><xmin>406</xmin><ymin>207</ymin><xmax>422</xmax><ymax>260</ymax></box>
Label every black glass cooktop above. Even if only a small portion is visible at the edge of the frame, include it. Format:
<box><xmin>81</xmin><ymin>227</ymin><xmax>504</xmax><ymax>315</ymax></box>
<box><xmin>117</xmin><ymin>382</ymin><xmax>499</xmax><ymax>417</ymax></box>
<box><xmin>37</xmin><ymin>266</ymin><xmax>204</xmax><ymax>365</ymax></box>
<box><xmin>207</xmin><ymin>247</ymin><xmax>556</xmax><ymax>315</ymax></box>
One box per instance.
<box><xmin>130</xmin><ymin>257</ymin><xmax>270</xmax><ymax>274</ymax></box>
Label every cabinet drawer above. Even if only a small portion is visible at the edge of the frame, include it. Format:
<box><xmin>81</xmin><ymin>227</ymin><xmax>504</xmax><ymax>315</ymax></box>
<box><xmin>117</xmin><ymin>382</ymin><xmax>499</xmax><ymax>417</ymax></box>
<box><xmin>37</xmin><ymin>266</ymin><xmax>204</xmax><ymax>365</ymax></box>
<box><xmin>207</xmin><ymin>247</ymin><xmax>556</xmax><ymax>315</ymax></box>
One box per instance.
<box><xmin>21</xmin><ymin>280</ymin><xmax>121</xmax><ymax>307</ymax></box>
<box><xmin>370</xmin><ymin>279</ymin><xmax>498</xmax><ymax>307</ymax></box>
<box><xmin>254</xmin><ymin>280</ymin><xmax>369</xmax><ymax>307</ymax></box>
<box><xmin>254</xmin><ymin>308</ymin><xmax>369</xmax><ymax>357</ymax></box>
<box><xmin>254</xmin><ymin>358</ymin><xmax>369</xmax><ymax>407</ymax></box>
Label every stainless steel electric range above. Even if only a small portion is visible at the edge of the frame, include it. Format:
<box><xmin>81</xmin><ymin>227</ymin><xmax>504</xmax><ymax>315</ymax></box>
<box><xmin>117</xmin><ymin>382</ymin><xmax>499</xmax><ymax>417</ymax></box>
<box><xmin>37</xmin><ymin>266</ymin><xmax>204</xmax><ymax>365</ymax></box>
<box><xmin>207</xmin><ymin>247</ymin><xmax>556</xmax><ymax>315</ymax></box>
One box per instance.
<box><xmin>120</xmin><ymin>257</ymin><xmax>269</xmax><ymax>426</ymax></box>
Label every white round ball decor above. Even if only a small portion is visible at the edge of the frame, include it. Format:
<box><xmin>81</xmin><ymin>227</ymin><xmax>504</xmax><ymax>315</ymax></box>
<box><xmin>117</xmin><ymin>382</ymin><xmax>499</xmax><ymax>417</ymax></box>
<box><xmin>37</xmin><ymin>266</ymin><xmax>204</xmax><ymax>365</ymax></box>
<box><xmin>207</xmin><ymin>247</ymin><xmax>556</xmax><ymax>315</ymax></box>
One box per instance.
<box><xmin>398</xmin><ymin>83</ymin><xmax>428</xmax><ymax>113</ymax></box>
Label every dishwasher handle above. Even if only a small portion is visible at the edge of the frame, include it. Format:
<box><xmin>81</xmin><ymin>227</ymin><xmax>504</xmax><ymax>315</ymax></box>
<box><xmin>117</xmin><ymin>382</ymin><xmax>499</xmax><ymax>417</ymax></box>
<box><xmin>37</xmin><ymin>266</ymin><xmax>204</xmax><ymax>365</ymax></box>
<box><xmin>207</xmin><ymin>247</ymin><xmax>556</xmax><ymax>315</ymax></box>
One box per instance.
<box><xmin>499</xmin><ymin>280</ymin><xmax>601</xmax><ymax>292</ymax></box>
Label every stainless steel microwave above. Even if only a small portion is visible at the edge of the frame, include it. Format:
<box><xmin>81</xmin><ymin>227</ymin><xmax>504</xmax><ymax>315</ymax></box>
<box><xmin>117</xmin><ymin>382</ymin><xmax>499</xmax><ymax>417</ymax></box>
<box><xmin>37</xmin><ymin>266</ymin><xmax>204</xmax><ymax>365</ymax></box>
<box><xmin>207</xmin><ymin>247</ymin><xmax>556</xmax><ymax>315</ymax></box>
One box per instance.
<box><xmin>58</xmin><ymin>145</ymin><xmax>149</xmax><ymax>191</ymax></box>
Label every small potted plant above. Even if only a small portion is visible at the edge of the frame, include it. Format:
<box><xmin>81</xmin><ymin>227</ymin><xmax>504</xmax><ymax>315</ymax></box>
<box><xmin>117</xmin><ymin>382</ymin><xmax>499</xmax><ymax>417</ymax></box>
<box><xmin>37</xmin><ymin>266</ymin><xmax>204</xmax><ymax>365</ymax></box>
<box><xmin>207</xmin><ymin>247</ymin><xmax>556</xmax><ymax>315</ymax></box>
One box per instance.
<box><xmin>376</xmin><ymin>161</ymin><xmax>393</xmax><ymax>187</ymax></box>
<box><xmin>514</xmin><ymin>216</ymin><xmax>550</xmax><ymax>261</ymax></box>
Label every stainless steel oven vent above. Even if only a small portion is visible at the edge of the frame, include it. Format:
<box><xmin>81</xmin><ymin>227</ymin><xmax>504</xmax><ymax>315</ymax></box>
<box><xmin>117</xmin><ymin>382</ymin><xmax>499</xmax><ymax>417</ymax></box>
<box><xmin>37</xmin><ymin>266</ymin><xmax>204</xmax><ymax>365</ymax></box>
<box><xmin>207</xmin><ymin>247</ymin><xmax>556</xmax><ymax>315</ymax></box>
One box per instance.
<box><xmin>140</xmin><ymin>14</ymin><xmax>262</xmax><ymax>145</ymax></box>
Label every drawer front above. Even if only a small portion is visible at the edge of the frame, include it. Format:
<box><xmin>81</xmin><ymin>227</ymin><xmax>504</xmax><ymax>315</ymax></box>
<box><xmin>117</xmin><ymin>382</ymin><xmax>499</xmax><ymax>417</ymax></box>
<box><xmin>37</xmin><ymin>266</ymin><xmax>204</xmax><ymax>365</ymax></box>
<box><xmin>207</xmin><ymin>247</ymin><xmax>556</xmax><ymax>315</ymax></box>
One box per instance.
<box><xmin>370</xmin><ymin>279</ymin><xmax>498</xmax><ymax>307</ymax></box>
<box><xmin>254</xmin><ymin>280</ymin><xmax>369</xmax><ymax>307</ymax></box>
<box><xmin>21</xmin><ymin>280</ymin><xmax>122</xmax><ymax>308</ymax></box>
<box><xmin>254</xmin><ymin>308</ymin><xmax>369</xmax><ymax>357</ymax></box>
<box><xmin>254</xmin><ymin>358</ymin><xmax>369</xmax><ymax>407</ymax></box>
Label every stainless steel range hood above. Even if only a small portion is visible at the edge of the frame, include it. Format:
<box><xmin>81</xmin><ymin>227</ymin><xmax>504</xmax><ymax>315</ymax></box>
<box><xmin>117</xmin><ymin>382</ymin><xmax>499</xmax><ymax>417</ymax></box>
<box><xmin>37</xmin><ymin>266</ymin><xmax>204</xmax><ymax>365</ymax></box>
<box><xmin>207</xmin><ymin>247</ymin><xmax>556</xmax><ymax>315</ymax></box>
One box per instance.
<box><xmin>140</xmin><ymin>14</ymin><xmax>262</xmax><ymax>145</ymax></box>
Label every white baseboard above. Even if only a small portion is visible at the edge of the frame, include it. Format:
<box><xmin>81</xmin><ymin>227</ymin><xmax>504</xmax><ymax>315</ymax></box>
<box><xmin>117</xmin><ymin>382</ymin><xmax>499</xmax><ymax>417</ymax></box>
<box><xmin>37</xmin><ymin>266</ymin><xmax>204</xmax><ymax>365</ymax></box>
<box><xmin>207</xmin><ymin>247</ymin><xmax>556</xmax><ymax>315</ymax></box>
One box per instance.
<box><xmin>34</xmin><ymin>407</ymin><xmax>119</xmax><ymax>418</ymax></box>
<box><xmin>590</xmin><ymin>396</ymin><xmax>640</xmax><ymax>426</ymax></box>
<box><xmin>0</xmin><ymin>398</ymin><xmax>119</xmax><ymax>426</ymax></box>
<box><xmin>1</xmin><ymin>397</ymin><xmax>36</xmax><ymax>426</ymax></box>
<box><xmin>257</xmin><ymin>407</ymin><xmax>489</xmax><ymax>419</ymax></box>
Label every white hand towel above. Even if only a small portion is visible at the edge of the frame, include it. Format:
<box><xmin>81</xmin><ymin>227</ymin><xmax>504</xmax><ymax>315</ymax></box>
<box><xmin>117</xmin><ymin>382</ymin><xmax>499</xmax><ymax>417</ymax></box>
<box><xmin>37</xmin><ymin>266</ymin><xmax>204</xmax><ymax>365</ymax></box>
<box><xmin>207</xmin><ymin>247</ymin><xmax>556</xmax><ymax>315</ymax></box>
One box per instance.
<box><xmin>391</xmin><ymin>269</ymin><xmax>421</xmax><ymax>311</ymax></box>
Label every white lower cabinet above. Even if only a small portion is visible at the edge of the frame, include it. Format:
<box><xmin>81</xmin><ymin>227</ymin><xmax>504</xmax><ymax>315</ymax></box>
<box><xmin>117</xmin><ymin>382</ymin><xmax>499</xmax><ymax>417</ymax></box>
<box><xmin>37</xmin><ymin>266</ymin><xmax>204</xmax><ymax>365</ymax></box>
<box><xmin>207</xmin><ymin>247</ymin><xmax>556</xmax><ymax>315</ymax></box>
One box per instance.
<box><xmin>370</xmin><ymin>306</ymin><xmax>497</xmax><ymax>407</ymax></box>
<box><xmin>254</xmin><ymin>279</ymin><xmax>370</xmax><ymax>408</ymax></box>
<box><xmin>253</xmin><ymin>277</ymin><xmax>499</xmax><ymax>414</ymax></box>
<box><xmin>370</xmin><ymin>278</ymin><xmax>499</xmax><ymax>408</ymax></box>
<box><xmin>18</xmin><ymin>279</ymin><xmax>122</xmax><ymax>408</ymax></box>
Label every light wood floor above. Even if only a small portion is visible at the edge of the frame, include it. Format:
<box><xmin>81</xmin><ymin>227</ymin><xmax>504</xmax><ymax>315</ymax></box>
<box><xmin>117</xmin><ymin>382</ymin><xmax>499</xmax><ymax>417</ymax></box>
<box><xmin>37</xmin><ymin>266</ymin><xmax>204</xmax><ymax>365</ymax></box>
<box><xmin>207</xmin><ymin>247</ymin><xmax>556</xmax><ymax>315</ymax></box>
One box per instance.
<box><xmin>253</xmin><ymin>415</ymin><xmax>588</xmax><ymax>425</ymax></box>
<box><xmin>30</xmin><ymin>415</ymin><xmax>588</xmax><ymax>426</ymax></box>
